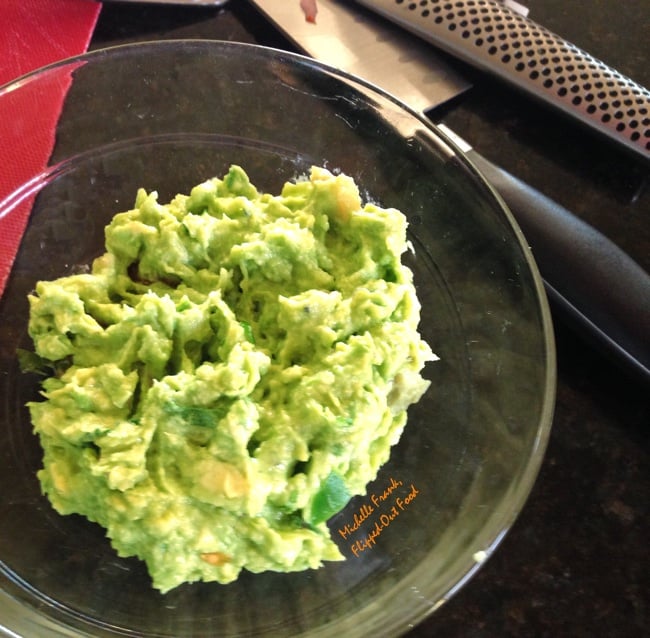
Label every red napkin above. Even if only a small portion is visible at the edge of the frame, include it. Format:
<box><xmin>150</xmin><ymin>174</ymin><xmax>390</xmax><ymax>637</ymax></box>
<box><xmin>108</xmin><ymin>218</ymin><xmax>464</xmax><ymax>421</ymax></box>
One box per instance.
<box><xmin>0</xmin><ymin>0</ymin><xmax>101</xmax><ymax>297</ymax></box>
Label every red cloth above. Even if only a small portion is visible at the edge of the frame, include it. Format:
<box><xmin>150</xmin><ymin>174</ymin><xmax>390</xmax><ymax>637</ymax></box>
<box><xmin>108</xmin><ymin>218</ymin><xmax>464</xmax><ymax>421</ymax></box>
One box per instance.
<box><xmin>0</xmin><ymin>0</ymin><xmax>101</xmax><ymax>297</ymax></box>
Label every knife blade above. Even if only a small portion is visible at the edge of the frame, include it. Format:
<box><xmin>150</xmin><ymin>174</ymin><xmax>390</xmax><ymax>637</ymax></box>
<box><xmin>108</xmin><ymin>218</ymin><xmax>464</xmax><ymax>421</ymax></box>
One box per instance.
<box><xmin>249</xmin><ymin>0</ymin><xmax>650</xmax><ymax>383</ymax></box>
<box><xmin>356</xmin><ymin>0</ymin><xmax>650</xmax><ymax>163</ymax></box>
<box><xmin>250</xmin><ymin>0</ymin><xmax>471</xmax><ymax>113</ymax></box>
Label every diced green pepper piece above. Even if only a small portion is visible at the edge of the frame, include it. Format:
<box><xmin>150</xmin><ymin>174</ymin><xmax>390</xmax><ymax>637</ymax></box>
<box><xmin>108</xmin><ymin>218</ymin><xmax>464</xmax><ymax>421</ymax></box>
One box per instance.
<box><xmin>307</xmin><ymin>472</ymin><xmax>350</xmax><ymax>525</ymax></box>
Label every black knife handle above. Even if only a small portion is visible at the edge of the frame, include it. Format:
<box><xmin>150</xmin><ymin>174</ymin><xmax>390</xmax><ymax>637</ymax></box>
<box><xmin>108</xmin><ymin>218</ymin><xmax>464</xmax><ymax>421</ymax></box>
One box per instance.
<box><xmin>466</xmin><ymin>149</ymin><xmax>650</xmax><ymax>383</ymax></box>
<box><xmin>357</xmin><ymin>0</ymin><xmax>650</xmax><ymax>162</ymax></box>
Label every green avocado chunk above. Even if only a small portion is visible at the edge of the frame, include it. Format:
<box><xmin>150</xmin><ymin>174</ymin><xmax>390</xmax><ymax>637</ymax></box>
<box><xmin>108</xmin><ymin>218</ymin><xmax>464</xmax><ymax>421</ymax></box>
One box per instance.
<box><xmin>25</xmin><ymin>165</ymin><xmax>436</xmax><ymax>592</ymax></box>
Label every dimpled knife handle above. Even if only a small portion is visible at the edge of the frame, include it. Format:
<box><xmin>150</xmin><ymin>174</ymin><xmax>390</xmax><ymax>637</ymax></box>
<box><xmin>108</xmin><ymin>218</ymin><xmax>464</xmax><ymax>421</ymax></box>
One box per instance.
<box><xmin>356</xmin><ymin>0</ymin><xmax>650</xmax><ymax>162</ymax></box>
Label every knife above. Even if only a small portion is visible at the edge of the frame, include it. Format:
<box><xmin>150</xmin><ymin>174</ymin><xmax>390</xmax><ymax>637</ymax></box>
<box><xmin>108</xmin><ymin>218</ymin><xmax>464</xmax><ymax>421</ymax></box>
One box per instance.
<box><xmin>250</xmin><ymin>0</ymin><xmax>650</xmax><ymax>383</ymax></box>
<box><xmin>134</xmin><ymin>0</ymin><xmax>650</xmax><ymax>161</ymax></box>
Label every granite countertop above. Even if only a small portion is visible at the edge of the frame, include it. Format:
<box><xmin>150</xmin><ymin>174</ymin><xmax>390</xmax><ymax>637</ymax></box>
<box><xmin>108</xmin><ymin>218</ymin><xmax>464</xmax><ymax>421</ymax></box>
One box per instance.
<box><xmin>91</xmin><ymin>1</ymin><xmax>649</xmax><ymax>636</ymax></box>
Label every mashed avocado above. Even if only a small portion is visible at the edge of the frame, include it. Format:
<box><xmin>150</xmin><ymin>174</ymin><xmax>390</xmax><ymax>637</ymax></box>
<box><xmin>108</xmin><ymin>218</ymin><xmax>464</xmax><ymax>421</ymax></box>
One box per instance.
<box><xmin>25</xmin><ymin>165</ymin><xmax>435</xmax><ymax>592</ymax></box>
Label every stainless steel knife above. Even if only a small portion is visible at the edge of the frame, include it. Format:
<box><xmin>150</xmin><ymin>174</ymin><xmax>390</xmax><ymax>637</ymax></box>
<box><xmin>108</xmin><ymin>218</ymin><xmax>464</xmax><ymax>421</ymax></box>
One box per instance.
<box><xmin>356</xmin><ymin>0</ymin><xmax>650</xmax><ymax>162</ymax></box>
<box><xmin>105</xmin><ymin>1</ymin><xmax>650</xmax><ymax>161</ymax></box>
<box><xmin>249</xmin><ymin>0</ymin><xmax>650</xmax><ymax>382</ymax></box>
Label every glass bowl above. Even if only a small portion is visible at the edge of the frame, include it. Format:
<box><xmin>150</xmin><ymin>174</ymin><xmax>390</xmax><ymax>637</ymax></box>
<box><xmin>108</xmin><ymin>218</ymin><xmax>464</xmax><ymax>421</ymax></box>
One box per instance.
<box><xmin>0</xmin><ymin>40</ymin><xmax>555</xmax><ymax>637</ymax></box>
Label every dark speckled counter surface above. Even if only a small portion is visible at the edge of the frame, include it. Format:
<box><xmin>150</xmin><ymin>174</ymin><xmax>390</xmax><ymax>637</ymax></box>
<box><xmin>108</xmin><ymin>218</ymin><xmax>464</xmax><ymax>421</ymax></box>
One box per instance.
<box><xmin>91</xmin><ymin>1</ymin><xmax>648</xmax><ymax>635</ymax></box>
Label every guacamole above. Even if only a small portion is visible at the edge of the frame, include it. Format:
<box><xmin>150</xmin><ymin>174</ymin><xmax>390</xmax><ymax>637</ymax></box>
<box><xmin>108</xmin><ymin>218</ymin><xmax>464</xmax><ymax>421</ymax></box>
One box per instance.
<box><xmin>26</xmin><ymin>165</ymin><xmax>436</xmax><ymax>592</ymax></box>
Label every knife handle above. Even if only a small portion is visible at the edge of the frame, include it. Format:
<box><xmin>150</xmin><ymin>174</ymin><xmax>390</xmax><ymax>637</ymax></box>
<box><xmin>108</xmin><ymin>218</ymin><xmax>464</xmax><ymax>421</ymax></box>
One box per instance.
<box><xmin>357</xmin><ymin>0</ymin><xmax>650</xmax><ymax>162</ymax></box>
<box><xmin>465</xmin><ymin>148</ymin><xmax>650</xmax><ymax>384</ymax></box>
